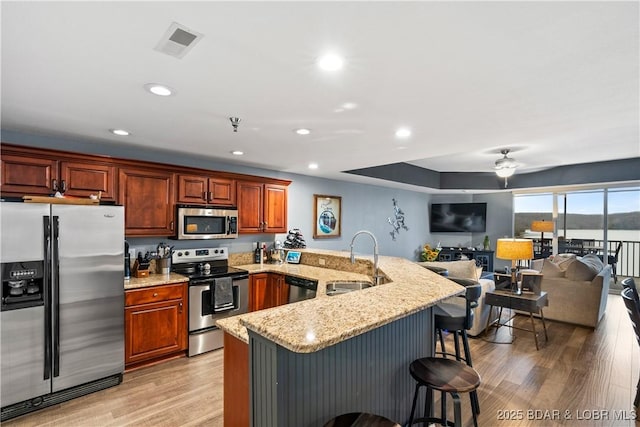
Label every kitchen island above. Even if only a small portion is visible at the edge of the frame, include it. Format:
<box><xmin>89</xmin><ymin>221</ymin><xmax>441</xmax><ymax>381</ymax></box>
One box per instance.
<box><xmin>217</xmin><ymin>249</ymin><xmax>462</xmax><ymax>427</ymax></box>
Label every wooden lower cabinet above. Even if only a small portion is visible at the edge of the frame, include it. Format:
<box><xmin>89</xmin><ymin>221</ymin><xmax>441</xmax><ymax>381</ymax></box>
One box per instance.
<box><xmin>223</xmin><ymin>332</ymin><xmax>249</xmax><ymax>427</ymax></box>
<box><xmin>124</xmin><ymin>282</ymin><xmax>188</xmax><ymax>370</ymax></box>
<box><xmin>249</xmin><ymin>273</ymin><xmax>289</xmax><ymax>312</ymax></box>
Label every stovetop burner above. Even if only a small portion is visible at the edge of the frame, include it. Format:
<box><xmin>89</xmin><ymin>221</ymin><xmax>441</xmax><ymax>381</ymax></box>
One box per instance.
<box><xmin>175</xmin><ymin>265</ymin><xmax>247</xmax><ymax>280</ymax></box>
<box><xmin>171</xmin><ymin>246</ymin><xmax>247</xmax><ymax>280</ymax></box>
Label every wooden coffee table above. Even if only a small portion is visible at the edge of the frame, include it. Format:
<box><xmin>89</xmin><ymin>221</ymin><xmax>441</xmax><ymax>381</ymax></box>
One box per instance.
<box><xmin>484</xmin><ymin>290</ymin><xmax>549</xmax><ymax>350</ymax></box>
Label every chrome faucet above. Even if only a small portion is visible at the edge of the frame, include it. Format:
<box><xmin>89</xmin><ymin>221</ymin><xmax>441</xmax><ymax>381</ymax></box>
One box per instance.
<box><xmin>350</xmin><ymin>230</ymin><xmax>382</xmax><ymax>285</ymax></box>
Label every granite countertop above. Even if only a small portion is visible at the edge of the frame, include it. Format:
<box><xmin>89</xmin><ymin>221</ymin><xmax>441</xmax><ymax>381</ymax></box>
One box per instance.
<box><xmin>124</xmin><ymin>272</ymin><xmax>189</xmax><ymax>290</ymax></box>
<box><xmin>217</xmin><ymin>249</ymin><xmax>462</xmax><ymax>353</ymax></box>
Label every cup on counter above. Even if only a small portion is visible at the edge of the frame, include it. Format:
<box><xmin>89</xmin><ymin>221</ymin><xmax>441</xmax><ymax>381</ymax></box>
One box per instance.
<box><xmin>156</xmin><ymin>257</ymin><xmax>171</xmax><ymax>275</ymax></box>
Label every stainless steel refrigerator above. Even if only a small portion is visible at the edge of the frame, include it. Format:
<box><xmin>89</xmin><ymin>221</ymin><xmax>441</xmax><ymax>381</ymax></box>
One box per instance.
<box><xmin>1</xmin><ymin>202</ymin><xmax>124</xmax><ymax>421</ymax></box>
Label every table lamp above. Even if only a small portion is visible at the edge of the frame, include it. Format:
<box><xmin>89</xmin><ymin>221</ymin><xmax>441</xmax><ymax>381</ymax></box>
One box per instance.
<box><xmin>496</xmin><ymin>238</ymin><xmax>534</xmax><ymax>295</ymax></box>
<box><xmin>531</xmin><ymin>220</ymin><xmax>554</xmax><ymax>242</ymax></box>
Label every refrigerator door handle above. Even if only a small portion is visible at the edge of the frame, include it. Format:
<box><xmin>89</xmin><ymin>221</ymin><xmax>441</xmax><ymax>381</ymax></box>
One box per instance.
<box><xmin>43</xmin><ymin>215</ymin><xmax>52</xmax><ymax>380</ymax></box>
<box><xmin>52</xmin><ymin>215</ymin><xmax>60</xmax><ymax>378</ymax></box>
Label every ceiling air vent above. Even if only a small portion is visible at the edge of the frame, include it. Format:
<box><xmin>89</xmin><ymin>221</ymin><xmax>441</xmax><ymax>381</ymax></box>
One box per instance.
<box><xmin>154</xmin><ymin>22</ymin><xmax>204</xmax><ymax>59</ymax></box>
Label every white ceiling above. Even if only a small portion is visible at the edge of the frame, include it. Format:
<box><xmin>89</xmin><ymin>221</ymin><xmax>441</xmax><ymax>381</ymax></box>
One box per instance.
<box><xmin>1</xmin><ymin>1</ymin><xmax>638</xmax><ymax>191</ymax></box>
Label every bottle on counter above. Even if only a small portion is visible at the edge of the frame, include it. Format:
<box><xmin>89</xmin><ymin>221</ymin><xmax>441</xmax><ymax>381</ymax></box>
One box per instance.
<box><xmin>254</xmin><ymin>242</ymin><xmax>261</xmax><ymax>264</ymax></box>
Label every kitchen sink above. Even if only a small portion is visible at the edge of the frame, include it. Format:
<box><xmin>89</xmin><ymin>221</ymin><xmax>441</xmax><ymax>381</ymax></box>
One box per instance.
<box><xmin>325</xmin><ymin>280</ymin><xmax>374</xmax><ymax>296</ymax></box>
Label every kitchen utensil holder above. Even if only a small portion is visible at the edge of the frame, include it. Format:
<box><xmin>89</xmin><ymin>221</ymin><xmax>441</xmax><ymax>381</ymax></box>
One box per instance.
<box><xmin>155</xmin><ymin>258</ymin><xmax>171</xmax><ymax>275</ymax></box>
<box><xmin>132</xmin><ymin>259</ymin><xmax>150</xmax><ymax>278</ymax></box>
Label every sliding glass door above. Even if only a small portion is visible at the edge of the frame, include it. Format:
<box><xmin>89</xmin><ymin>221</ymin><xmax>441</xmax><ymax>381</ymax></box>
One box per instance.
<box><xmin>514</xmin><ymin>185</ymin><xmax>639</xmax><ymax>280</ymax></box>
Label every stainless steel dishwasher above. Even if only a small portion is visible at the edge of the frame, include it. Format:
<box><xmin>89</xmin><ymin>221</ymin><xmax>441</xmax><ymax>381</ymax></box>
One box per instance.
<box><xmin>285</xmin><ymin>275</ymin><xmax>318</xmax><ymax>303</ymax></box>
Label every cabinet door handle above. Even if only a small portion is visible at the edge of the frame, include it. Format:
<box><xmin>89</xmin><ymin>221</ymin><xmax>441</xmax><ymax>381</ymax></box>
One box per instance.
<box><xmin>52</xmin><ymin>179</ymin><xmax>58</xmax><ymax>191</ymax></box>
<box><xmin>170</xmin><ymin>221</ymin><xmax>174</xmax><ymax>231</ymax></box>
<box><xmin>263</xmin><ymin>221</ymin><xmax>268</xmax><ymax>231</ymax></box>
<box><xmin>178</xmin><ymin>301</ymin><xmax>183</xmax><ymax>313</ymax></box>
<box><xmin>60</xmin><ymin>180</ymin><xmax>67</xmax><ymax>193</ymax></box>
<box><xmin>208</xmin><ymin>191</ymin><xmax>212</xmax><ymax>202</ymax></box>
<box><xmin>153</xmin><ymin>292</ymin><xmax>158</xmax><ymax>297</ymax></box>
<box><xmin>203</xmin><ymin>191</ymin><xmax>207</xmax><ymax>201</ymax></box>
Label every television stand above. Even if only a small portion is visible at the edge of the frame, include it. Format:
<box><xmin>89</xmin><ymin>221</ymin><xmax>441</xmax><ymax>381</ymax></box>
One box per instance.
<box><xmin>437</xmin><ymin>248</ymin><xmax>494</xmax><ymax>272</ymax></box>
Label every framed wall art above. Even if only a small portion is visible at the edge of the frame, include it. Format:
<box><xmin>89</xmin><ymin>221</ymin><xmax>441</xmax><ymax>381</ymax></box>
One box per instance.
<box><xmin>313</xmin><ymin>194</ymin><xmax>341</xmax><ymax>238</ymax></box>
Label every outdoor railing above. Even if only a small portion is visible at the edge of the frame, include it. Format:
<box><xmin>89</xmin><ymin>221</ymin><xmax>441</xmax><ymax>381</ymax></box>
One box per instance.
<box><xmin>532</xmin><ymin>239</ymin><xmax>639</xmax><ymax>278</ymax></box>
<box><xmin>595</xmin><ymin>239</ymin><xmax>639</xmax><ymax>279</ymax></box>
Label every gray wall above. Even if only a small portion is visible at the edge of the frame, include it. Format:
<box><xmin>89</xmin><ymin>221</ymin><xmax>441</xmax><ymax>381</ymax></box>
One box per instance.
<box><xmin>1</xmin><ymin>130</ymin><xmax>512</xmax><ymax>262</ymax></box>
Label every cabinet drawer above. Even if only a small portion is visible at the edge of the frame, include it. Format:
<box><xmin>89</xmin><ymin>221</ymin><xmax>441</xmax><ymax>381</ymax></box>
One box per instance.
<box><xmin>126</xmin><ymin>283</ymin><xmax>186</xmax><ymax>306</ymax></box>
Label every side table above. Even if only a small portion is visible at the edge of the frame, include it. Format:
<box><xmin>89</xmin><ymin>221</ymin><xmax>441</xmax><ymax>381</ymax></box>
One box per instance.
<box><xmin>484</xmin><ymin>290</ymin><xmax>549</xmax><ymax>350</ymax></box>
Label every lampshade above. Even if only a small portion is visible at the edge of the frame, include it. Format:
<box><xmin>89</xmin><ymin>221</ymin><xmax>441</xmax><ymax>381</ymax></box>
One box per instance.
<box><xmin>531</xmin><ymin>220</ymin><xmax>554</xmax><ymax>233</ymax></box>
<box><xmin>496</xmin><ymin>238</ymin><xmax>534</xmax><ymax>260</ymax></box>
<box><xmin>495</xmin><ymin>167</ymin><xmax>516</xmax><ymax>178</ymax></box>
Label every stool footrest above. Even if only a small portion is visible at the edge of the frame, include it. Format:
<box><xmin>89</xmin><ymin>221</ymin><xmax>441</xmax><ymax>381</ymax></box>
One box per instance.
<box><xmin>408</xmin><ymin>416</ymin><xmax>456</xmax><ymax>426</ymax></box>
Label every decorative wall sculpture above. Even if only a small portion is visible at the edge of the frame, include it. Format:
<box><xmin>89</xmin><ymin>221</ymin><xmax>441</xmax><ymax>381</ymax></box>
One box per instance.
<box><xmin>388</xmin><ymin>198</ymin><xmax>409</xmax><ymax>240</ymax></box>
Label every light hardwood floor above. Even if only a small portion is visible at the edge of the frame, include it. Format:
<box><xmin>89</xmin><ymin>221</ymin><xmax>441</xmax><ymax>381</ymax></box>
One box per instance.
<box><xmin>4</xmin><ymin>294</ymin><xmax>639</xmax><ymax>427</ymax></box>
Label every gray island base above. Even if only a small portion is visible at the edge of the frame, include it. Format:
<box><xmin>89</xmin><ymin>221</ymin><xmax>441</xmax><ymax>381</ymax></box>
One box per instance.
<box><xmin>248</xmin><ymin>308</ymin><xmax>432</xmax><ymax>426</ymax></box>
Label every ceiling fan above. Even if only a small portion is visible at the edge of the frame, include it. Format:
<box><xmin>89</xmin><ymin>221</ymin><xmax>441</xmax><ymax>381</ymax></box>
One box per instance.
<box><xmin>494</xmin><ymin>149</ymin><xmax>517</xmax><ymax>187</ymax></box>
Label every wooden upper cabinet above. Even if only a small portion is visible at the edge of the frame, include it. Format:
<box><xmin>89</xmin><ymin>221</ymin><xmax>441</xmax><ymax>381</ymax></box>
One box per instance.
<box><xmin>1</xmin><ymin>155</ymin><xmax>59</xmax><ymax>195</ymax></box>
<box><xmin>264</xmin><ymin>184</ymin><xmax>287</xmax><ymax>233</ymax></box>
<box><xmin>0</xmin><ymin>149</ymin><xmax>116</xmax><ymax>201</ymax></box>
<box><xmin>60</xmin><ymin>161</ymin><xmax>116</xmax><ymax>200</ymax></box>
<box><xmin>237</xmin><ymin>181</ymin><xmax>264</xmax><ymax>233</ymax></box>
<box><xmin>237</xmin><ymin>181</ymin><xmax>287</xmax><ymax>233</ymax></box>
<box><xmin>119</xmin><ymin>167</ymin><xmax>175</xmax><ymax>236</ymax></box>
<box><xmin>177</xmin><ymin>174</ymin><xmax>208</xmax><ymax>204</ymax></box>
<box><xmin>177</xmin><ymin>174</ymin><xmax>236</xmax><ymax>206</ymax></box>
<box><xmin>209</xmin><ymin>177</ymin><xmax>236</xmax><ymax>206</ymax></box>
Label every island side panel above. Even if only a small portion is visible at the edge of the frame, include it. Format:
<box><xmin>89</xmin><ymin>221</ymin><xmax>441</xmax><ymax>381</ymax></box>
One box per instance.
<box><xmin>248</xmin><ymin>308</ymin><xmax>432</xmax><ymax>427</ymax></box>
<box><xmin>223</xmin><ymin>333</ymin><xmax>249</xmax><ymax>427</ymax></box>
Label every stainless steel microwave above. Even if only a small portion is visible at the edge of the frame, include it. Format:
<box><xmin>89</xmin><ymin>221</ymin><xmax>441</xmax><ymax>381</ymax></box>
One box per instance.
<box><xmin>176</xmin><ymin>205</ymin><xmax>238</xmax><ymax>240</ymax></box>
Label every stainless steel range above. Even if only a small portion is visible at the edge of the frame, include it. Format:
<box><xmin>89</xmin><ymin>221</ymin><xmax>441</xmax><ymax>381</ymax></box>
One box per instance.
<box><xmin>171</xmin><ymin>247</ymin><xmax>248</xmax><ymax>357</ymax></box>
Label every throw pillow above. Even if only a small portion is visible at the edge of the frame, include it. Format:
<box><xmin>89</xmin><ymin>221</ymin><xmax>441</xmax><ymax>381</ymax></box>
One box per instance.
<box><xmin>417</xmin><ymin>260</ymin><xmax>478</xmax><ymax>281</ymax></box>
<box><xmin>581</xmin><ymin>253</ymin><xmax>605</xmax><ymax>271</ymax></box>
<box><xmin>565</xmin><ymin>258</ymin><xmax>600</xmax><ymax>281</ymax></box>
<box><xmin>475</xmin><ymin>266</ymin><xmax>483</xmax><ymax>281</ymax></box>
<box><xmin>540</xmin><ymin>259</ymin><xmax>564</xmax><ymax>278</ymax></box>
<box><xmin>552</xmin><ymin>255</ymin><xmax>576</xmax><ymax>271</ymax></box>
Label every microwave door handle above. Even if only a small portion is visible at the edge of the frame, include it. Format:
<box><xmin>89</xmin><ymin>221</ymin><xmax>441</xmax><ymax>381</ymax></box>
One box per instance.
<box><xmin>227</xmin><ymin>216</ymin><xmax>231</xmax><ymax>235</ymax></box>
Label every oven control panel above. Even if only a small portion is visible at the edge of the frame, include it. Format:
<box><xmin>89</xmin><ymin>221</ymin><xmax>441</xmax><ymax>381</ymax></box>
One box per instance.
<box><xmin>173</xmin><ymin>247</ymin><xmax>228</xmax><ymax>264</ymax></box>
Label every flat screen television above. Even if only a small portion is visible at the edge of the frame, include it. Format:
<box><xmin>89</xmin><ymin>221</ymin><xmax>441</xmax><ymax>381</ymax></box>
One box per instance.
<box><xmin>430</xmin><ymin>202</ymin><xmax>487</xmax><ymax>232</ymax></box>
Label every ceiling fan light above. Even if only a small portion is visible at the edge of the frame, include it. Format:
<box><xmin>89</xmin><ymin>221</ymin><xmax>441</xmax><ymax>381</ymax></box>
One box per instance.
<box><xmin>495</xmin><ymin>167</ymin><xmax>516</xmax><ymax>178</ymax></box>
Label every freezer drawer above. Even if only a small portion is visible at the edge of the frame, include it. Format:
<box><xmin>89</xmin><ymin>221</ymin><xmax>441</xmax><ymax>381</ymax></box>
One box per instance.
<box><xmin>1</xmin><ymin>307</ymin><xmax>50</xmax><ymax>407</ymax></box>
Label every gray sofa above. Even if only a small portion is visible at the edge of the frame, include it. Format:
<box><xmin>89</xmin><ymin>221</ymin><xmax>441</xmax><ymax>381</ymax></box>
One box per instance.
<box><xmin>529</xmin><ymin>253</ymin><xmax>611</xmax><ymax>328</ymax></box>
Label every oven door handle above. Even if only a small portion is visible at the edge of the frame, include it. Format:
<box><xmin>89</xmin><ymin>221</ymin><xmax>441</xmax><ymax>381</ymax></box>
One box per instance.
<box><xmin>190</xmin><ymin>278</ymin><xmax>214</xmax><ymax>287</ymax></box>
<box><xmin>213</xmin><ymin>304</ymin><xmax>235</xmax><ymax>313</ymax></box>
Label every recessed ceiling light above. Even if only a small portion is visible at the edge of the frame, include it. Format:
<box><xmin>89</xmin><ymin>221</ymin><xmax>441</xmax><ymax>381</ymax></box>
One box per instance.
<box><xmin>395</xmin><ymin>128</ymin><xmax>412</xmax><ymax>138</ymax></box>
<box><xmin>144</xmin><ymin>83</ymin><xmax>174</xmax><ymax>96</ymax></box>
<box><xmin>295</xmin><ymin>128</ymin><xmax>311</xmax><ymax>135</ymax></box>
<box><xmin>317</xmin><ymin>53</ymin><xmax>344</xmax><ymax>71</ymax></box>
<box><xmin>308</xmin><ymin>163</ymin><xmax>319</xmax><ymax>169</ymax></box>
<box><xmin>231</xmin><ymin>150</ymin><xmax>244</xmax><ymax>156</ymax></box>
<box><xmin>110</xmin><ymin>129</ymin><xmax>130</xmax><ymax>136</ymax></box>
<box><xmin>342</xmin><ymin>102</ymin><xmax>357</xmax><ymax>110</ymax></box>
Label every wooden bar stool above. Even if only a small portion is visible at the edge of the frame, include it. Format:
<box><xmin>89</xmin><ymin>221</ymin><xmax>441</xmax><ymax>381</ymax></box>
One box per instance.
<box><xmin>324</xmin><ymin>412</ymin><xmax>400</xmax><ymax>427</ymax></box>
<box><xmin>407</xmin><ymin>357</ymin><xmax>480</xmax><ymax>427</ymax></box>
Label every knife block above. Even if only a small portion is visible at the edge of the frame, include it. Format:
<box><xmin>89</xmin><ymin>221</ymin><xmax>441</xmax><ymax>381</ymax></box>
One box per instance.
<box><xmin>132</xmin><ymin>259</ymin><xmax>150</xmax><ymax>278</ymax></box>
